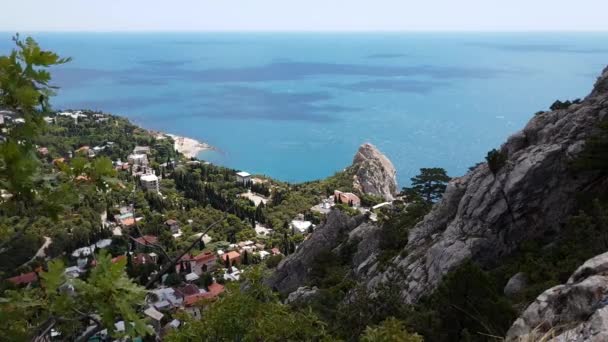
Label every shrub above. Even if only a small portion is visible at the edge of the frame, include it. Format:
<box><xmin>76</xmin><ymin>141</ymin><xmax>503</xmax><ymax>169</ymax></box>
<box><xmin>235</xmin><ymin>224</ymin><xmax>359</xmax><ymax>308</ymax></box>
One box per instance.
<box><xmin>264</xmin><ymin>254</ymin><xmax>283</xmax><ymax>269</ymax></box>
<box><xmin>486</xmin><ymin>149</ymin><xmax>507</xmax><ymax>175</ymax></box>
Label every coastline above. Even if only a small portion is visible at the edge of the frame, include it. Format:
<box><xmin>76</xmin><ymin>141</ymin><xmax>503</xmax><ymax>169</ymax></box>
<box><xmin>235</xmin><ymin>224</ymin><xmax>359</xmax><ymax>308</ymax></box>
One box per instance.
<box><xmin>167</xmin><ymin>134</ymin><xmax>215</xmax><ymax>159</ymax></box>
<box><xmin>149</xmin><ymin>130</ymin><xmax>216</xmax><ymax>159</ymax></box>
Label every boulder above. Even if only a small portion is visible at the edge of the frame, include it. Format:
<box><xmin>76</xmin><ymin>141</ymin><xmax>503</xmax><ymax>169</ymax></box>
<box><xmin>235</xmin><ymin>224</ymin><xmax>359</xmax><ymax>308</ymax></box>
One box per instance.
<box><xmin>352</xmin><ymin>143</ymin><xmax>398</xmax><ymax>201</ymax></box>
<box><xmin>504</xmin><ymin>272</ymin><xmax>528</xmax><ymax>298</ymax></box>
<box><xmin>506</xmin><ymin>251</ymin><xmax>608</xmax><ymax>341</ymax></box>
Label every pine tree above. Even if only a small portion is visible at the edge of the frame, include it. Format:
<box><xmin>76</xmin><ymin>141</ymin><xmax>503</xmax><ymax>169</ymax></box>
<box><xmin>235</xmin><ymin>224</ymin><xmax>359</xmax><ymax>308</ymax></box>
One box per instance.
<box><xmin>404</xmin><ymin>168</ymin><xmax>451</xmax><ymax>204</ymax></box>
<box><xmin>225</xmin><ymin>255</ymin><xmax>231</xmax><ymax>269</ymax></box>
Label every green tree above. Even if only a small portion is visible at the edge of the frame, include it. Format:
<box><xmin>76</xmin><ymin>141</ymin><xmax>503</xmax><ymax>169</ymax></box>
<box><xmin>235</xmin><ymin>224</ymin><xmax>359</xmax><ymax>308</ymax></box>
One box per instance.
<box><xmin>0</xmin><ymin>35</ymin><xmax>69</xmax><ymax>202</ymax></box>
<box><xmin>403</xmin><ymin>168</ymin><xmax>450</xmax><ymax>203</ymax></box>
<box><xmin>166</xmin><ymin>267</ymin><xmax>328</xmax><ymax>341</ymax></box>
<box><xmin>0</xmin><ymin>37</ymin><xmax>149</xmax><ymax>341</ymax></box>
<box><xmin>0</xmin><ymin>252</ymin><xmax>150</xmax><ymax>341</ymax></box>
<box><xmin>486</xmin><ymin>149</ymin><xmax>507</xmax><ymax>175</ymax></box>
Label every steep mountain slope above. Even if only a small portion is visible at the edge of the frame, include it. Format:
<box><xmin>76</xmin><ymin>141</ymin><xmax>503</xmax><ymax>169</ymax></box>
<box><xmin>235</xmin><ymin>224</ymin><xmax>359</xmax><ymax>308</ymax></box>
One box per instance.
<box><xmin>361</xmin><ymin>67</ymin><xmax>608</xmax><ymax>303</ymax></box>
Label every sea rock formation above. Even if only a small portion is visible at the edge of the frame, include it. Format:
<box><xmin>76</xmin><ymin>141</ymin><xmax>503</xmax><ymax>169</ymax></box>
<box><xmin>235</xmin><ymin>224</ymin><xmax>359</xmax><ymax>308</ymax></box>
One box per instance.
<box><xmin>359</xmin><ymin>67</ymin><xmax>608</xmax><ymax>303</ymax></box>
<box><xmin>266</xmin><ymin>210</ymin><xmax>366</xmax><ymax>295</ymax></box>
<box><xmin>352</xmin><ymin>143</ymin><xmax>398</xmax><ymax>201</ymax></box>
<box><xmin>506</xmin><ymin>252</ymin><xmax>608</xmax><ymax>341</ymax></box>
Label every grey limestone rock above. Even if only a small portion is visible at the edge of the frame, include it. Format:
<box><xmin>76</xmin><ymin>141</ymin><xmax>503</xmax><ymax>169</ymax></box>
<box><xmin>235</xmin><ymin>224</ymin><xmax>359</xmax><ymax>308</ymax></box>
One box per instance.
<box><xmin>352</xmin><ymin>143</ymin><xmax>398</xmax><ymax>201</ymax></box>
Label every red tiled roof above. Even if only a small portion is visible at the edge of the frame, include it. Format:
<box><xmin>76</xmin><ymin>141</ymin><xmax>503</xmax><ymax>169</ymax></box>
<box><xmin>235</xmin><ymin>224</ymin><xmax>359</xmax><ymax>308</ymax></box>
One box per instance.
<box><xmin>91</xmin><ymin>254</ymin><xmax>126</xmax><ymax>267</ymax></box>
<box><xmin>7</xmin><ymin>272</ymin><xmax>38</xmax><ymax>285</ymax></box>
<box><xmin>184</xmin><ymin>293</ymin><xmax>207</xmax><ymax>306</ymax></box>
<box><xmin>207</xmin><ymin>283</ymin><xmax>225</xmax><ymax>297</ymax></box>
<box><xmin>134</xmin><ymin>235</ymin><xmax>158</xmax><ymax>245</ymax></box>
<box><xmin>225</xmin><ymin>251</ymin><xmax>240</xmax><ymax>261</ymax></box>
<box><xmin>75</xmin><ymin>146</ymin><xmax>90</xmax><ymax>152</ymax></box>
<box><xmin>334</xmin><ymin>190</ymin><xmax>361</xmax><ymax>205</ymax></box>
<box><xmin>193</xmin><ymin>252</ymin><xmax>216</xmax><ymax>263</ymax></box>
<box><xmin>184</xmin><ymin>283</ymin><xmax>225</xmax><ymax>306</ymax></box>
<box><xmin>121</xmin><ymin>217</ymin><xmax>135</xmax><ymax>226</ymax></box>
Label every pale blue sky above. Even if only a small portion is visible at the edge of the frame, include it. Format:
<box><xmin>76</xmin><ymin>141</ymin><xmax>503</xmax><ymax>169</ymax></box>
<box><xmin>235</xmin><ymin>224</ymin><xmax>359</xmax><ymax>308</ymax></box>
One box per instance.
<box><xmin>2</xmin><ymin>0</ymin><xmax>607</xmax><ymax>32</ymax></box>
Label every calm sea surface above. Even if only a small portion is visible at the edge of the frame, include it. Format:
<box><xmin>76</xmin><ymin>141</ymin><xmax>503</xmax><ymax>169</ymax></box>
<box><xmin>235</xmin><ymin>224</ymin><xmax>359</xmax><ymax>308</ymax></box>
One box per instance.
<box><xmin>2</xmin><ymin>32</ymin><xmax>607</xmax><ymax>185</ymax></box>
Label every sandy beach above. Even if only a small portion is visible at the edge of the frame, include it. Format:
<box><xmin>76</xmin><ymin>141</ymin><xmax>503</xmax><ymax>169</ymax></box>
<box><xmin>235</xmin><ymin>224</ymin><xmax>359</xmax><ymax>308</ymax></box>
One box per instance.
<box><xmin>166</xmin><ymin>134</ymin><xmax>215</xmax><ymax>159</ymax></box>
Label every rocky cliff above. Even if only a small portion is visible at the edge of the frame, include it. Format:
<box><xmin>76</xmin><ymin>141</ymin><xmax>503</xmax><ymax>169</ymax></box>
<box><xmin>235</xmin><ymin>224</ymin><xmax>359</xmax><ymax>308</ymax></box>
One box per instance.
<box><xmin>358</xmin><ymin>68</ymin><xmax>608</xmax><ymax>303</ymax></box>
<box><xmin>507</xmin><ymin>252</ymin><xmax>608</xmax><ymax>341</ymax></box>
<box><xmin>266</xmin><ymin>210</ymin><xmax>367</xmax><ymax>295</ymax></box>
<box><xmin>352</xmin><ymin>143</ymin><xmax>398</xmax><ymax>201</ymax></box>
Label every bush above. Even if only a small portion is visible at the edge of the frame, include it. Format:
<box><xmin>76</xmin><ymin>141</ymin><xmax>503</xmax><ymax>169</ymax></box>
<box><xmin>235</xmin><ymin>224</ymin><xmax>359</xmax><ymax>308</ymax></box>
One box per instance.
<box><xmin>264</xmin><ymin>254</ymin><xmax>283</xmax><ymax>269</ymax></box>
<box><xmin>361</xmin><ymin>317</ymin><xmax>423</xmax><ymax>342</ymax></box>
<box><xmin>550</xmin><ymin>98</ymin><xmax>581</xmax><ymax>111</ymax></box>
<box><xmin>409</xmin><ymin>261</ymin><xmax>516</xmax><ymax>341</ymax></box>
<box><xmin>486</xmin><ymin>149</ymin><xmax>507</xmax><ymax>175</ymax></box>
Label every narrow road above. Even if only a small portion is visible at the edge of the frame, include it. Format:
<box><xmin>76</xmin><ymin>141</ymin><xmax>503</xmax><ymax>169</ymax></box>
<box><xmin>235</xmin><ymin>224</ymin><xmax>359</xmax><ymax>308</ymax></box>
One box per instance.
<box><xmin>35</xmin><ymin>236</ymin><xmax>52</xmax><ymax>258</ymax></box>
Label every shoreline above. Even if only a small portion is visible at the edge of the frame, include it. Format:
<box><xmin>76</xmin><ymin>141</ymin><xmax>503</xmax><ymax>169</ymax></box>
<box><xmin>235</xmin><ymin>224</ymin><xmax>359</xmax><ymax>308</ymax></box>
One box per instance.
<box><xmin>167</xmin><ymin>133</ymin><xmax>216</xmax><ymax>159</ymax></box>
<box><xmin>149</xmin><ymin>130</ymin><xmax>216</xmax><ymax>159</ymax></box>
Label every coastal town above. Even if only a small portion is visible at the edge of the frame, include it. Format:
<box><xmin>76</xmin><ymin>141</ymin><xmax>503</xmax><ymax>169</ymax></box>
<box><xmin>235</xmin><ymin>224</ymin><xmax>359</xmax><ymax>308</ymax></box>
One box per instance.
<box><xmin>1</xmin><ymin>108</ymin><xmax>403</xmax><ymax>341</ymax></box>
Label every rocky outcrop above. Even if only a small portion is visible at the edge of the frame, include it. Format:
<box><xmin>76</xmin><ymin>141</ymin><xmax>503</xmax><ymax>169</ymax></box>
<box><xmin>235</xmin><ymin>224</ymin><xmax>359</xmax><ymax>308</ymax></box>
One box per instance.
<box><xmin>285</xmin><ymin>286</ymin><xmax>320</xmax><ymax>305</ymax></box>
<box><xmin>361</xmin><ymin>67</ymin><xmax>608</xmax><ymax>303</ymax></box>
<box><xmin>504</xmin><ymin>272</ymin><xmax>529</xmax><ymax>298</ymax></box>
<box><xmin>506</xmin><ymin>252</ymin><xmax>608</xmax><ymax>341</ymax></box>
<box><xmin>266</xmin><ymin>210</ymin><xmax>366</xmax><ymax>296</ymax></box>
<box><xmin>352</xmin><ymin>143</ymin><xmax>398</xmax><ymax>201</ymax></box>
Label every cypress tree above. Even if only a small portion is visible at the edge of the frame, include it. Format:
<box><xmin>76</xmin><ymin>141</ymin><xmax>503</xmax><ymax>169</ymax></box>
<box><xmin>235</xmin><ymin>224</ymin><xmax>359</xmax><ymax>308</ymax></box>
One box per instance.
<box><xmin>243</xmin><ymin>251</ymin><xmax>249</xmax><ymax>265</ymax></box>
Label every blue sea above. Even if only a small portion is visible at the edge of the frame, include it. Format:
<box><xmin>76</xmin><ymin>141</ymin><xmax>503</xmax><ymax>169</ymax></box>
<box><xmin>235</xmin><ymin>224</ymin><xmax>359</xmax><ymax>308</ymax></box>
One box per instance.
<box><xmin>2</xmin><ymin>32</ymin><xmax>608</xmax><ymax>186</ymax></box>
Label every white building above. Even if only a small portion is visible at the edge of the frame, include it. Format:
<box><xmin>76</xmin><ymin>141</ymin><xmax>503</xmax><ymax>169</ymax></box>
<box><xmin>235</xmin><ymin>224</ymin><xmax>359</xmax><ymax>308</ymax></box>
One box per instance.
<box><xmin>58</xmin><ymin>111</ymin><xmax>87</xmax><ymax>123</ymax></box>
<box><xmin>128</xmin><ymin>153</ymin><xmax>149</xmax><ymax>166</ymax></box>
<box><xmin>140</xmin><ymin>173</ymin><xmax>160</xmax><ymax>193</ymax></box>
<box><xmin>291</xmin><ymin>219</ymin><xmax>313</xmax><ymax>234</ymax></box>
<box><xmin>133</xmin><ymin>146</ymin><xmax>151</xmax><ymax>154</ymax></box>
<box><xmin>236</xmin><ymin>171</ymin><xmax>251</xmax><ymax>186</ymax></box>
<box><xmin>255</xmin><ymin>224</ymin><xmax>273</xmax><ymax>237</ymax></box>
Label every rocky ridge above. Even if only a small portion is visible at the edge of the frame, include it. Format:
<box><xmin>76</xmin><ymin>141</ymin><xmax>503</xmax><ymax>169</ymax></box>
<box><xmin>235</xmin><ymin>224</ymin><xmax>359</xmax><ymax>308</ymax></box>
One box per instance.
<box><xmin>359</xmin><ymin>67</ymin><xmax>608</xmax><ymax>303</ymax></box>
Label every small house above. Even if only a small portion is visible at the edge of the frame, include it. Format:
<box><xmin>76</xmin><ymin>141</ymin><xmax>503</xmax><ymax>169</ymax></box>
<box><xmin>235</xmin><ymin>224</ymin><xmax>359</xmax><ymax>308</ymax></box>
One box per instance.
<box><xmin>334</xmin><ymin>190</ymin><xmax>361</xmax><ymax>207</ymax></box>
<box><xmin>190</xmin><ymin>251</ymin><xmax>217</xmax><ymax>275</ymax></box>
<box><xmin>224</xmin><ymin>251</ymin><xmax>241</xmax><ymax>267</ymax></box>
<box><xmin>236</xmin><ymin>171</ymin><xmax>251</xmax><ymax>186</ymax></box>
